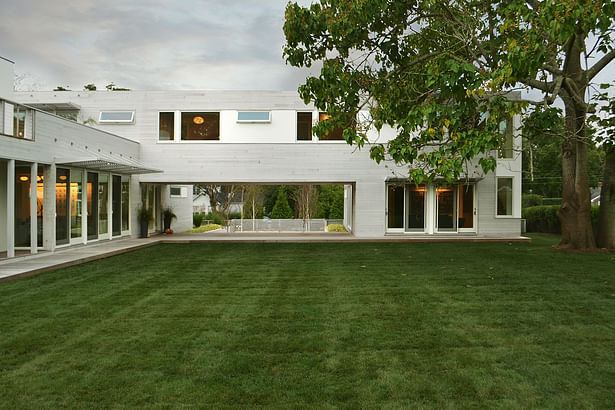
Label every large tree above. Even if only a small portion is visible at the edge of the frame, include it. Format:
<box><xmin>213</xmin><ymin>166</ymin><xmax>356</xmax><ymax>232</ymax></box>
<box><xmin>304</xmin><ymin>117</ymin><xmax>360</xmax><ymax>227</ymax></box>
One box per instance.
<box><xmin>283</xmin><ymin>0</ymin><xmax>615</xmax><ymax>250</ymax></box>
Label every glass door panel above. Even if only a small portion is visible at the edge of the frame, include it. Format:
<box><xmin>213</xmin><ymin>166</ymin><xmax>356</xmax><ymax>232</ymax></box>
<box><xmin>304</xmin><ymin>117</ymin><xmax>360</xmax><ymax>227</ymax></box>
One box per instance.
<box><xmin>87</xmin><ymin>172</ymin><xmax>98</xmax><ymax>240</ymax></box>
<box><xmin>99</xmin><ymin>174</ymin><xmax>109</xmax><ymax>235</ymax></box>
<box><xmin>436</xmin><ymin>186</ymin><xmax>456</xmax><ymax>232</ymax></box>
<box><xmin>70</xmin><ymin>170</ymin><xmax>82</xmax><ymax>240</ymax></box>
<box><xmin>458</xmin><ymin>185</ymin><xmax>474</xmax><ymax>230</ymax></box>
<box><xmin>387</xmin><ymin>185</ymin><xmax>404</xmax><ymax>229</ymax></box>
<box><xmin>56</xmin><ymin>168</ymin><xmax>70</xmax><ymax>244</ymax></box>
<box><xmin>112</xmin><ymin>175</ymin><xmax>121</xmax><ymax>236</ymax></box>
<box><xmin>37</xmin><ymin>171</ymin><xmax>44</xmax><ymax>246</ymax></box>
<box><xmin>14</xmin><ymin>166</ymin><xmax>31</xmax><ymax>247</ymax></box>
<box><xmin>406</xmin><ymin>185</ymin><xmax>425</xmax><ymax>231</ymax></box>
<box><xmin>121</xmin><ymin>176</ymin><xmax>130</xmax><ymax>232</ymax></box>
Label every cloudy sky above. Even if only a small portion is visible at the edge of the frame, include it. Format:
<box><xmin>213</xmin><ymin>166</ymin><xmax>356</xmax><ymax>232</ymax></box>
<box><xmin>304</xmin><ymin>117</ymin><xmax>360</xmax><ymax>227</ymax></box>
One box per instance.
<box><xmin>0</xmin><ymin>0</ymin><xmax>316</xmax><ymax>91</ymax></box>
<box><xmin>1</xmin><ymin>1</ymin><xmax>613</xmax><ymax>96</ymax></box>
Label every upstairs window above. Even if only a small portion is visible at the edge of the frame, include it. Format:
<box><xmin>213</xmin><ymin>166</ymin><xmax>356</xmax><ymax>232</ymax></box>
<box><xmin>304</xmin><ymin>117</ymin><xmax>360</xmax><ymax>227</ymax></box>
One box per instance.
<box><xmin>498</xmin><ymin>119</ymin><xmax>513</xmax><ymax>159</ymax></box>
<box><xmin>181</xmin><ymin>112</ymin><xmax>219</xmax><ymax>140</ymax></box>
<box><xmin>318</xmin><ymin>112</ymin><xmax>352</xmax><ymax>141</ymax></box>
<box><xmin>297</xmin><ymin>112</ymin><xmax>312</xmax><ymax>141</ymax></box>
<box><xmin>237</xmin><ymin>111</ymin><xmax>271</xmax><ymax>123</ymax></box>
<box><xmin>13</xmin><ymin>106</ymin><xmax>26</xmax><ymax>138</ymax></box>
<box><xmin>98</xmin><ymin>111</ymin><xmax>135</xmax><ymax>123</ymax></box>
<box><xmin>159</xmin><ymin>112</ymin><xmax>174</xmax><ymax>141</ymax></box>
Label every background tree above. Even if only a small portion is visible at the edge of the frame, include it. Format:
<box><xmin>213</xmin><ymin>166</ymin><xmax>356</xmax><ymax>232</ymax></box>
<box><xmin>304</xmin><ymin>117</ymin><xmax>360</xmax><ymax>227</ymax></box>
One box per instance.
<box><xmin>271</xmin><ymin>187</ymin><xmax>294</xmax><ymax>219</ymax></box>
<box><xmin>284</xmin><ymin>0</ymin><xmax>615</xmax><ymax>250</ymax></box>
<box><xmin>589</xmin><ymin>87</ymin><xmax>615</xmax><ymax>248</ymax></box>
<box><xmin>522</xmin><ymin>107</ymin><xmax>604</xmax><ymax>198</ymax></box>
<box><xmin>83</xmin><ymin>84</ymin><xmax>97</xmax><ymax>91</ymax></box>
<box><xmin>293</xmin><ymin>184</ymin><xmax>319</xmax><ymax>227</ymax></box>
<box><xmin>242</xmin><ymin>185</ymin><xmax>264</xmax><ymax>220</ymax></box>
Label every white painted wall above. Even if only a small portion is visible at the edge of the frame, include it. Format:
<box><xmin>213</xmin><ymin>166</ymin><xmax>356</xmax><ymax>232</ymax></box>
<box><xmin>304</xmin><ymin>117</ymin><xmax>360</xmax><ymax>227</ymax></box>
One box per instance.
<box><xmin>12</xmin><ymin>90</ymin><xmax>523</xmax><ymax>238</ymax></box>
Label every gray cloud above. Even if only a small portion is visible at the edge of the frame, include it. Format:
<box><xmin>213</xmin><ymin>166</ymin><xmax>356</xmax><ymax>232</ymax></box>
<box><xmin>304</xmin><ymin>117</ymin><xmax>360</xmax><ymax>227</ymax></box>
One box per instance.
<box><xmin>1</xmin><ymin>0</ymin><xmax>313</xmax><ymax>91</ymax></box>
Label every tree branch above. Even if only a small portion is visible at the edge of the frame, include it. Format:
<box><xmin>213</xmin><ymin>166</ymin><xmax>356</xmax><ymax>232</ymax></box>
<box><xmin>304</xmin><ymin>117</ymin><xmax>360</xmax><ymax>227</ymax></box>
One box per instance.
<box><xmin>587</xmin><ymin>48</ymin><xmax>615</xmax><ymax>81</ymax></box>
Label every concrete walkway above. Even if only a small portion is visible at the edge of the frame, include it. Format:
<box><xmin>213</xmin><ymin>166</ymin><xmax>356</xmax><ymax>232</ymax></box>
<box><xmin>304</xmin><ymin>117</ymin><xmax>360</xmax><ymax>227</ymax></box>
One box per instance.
<box><xmin>0</xmin><ymin>232</ymin><xmax>530</xmax><ymax>282</ymax></box>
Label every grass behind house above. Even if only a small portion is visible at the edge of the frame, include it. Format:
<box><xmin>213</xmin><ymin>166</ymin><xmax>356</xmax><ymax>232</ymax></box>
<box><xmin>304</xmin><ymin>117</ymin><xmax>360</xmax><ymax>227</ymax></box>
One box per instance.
<box><xmin>0</xmin><ymin>235</ymin><xmax>614</xmax><ymax>407</ymax></box>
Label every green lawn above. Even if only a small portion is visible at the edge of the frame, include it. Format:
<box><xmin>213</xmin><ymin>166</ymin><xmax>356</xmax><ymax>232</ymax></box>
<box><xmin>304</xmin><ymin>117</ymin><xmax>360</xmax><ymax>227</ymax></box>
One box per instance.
<box><xmin>1</xmin><ymin>235</ymin><xmax>614</xmax><ymax>408</ymax></box>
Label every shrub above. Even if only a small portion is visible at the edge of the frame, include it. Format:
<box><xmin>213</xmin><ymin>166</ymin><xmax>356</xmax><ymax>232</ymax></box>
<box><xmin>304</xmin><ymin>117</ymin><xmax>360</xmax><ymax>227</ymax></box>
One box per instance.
<box><xmin>271</xmin><ymin>187</ymin><xmax>294</xmax><ymax>219</ymax></box>
<box><xmin>193</xmin><ymin>212</ymin><xmax>204</xmax><ymax>228</ymax></box>
<box><xmin>542</xmin><ymin>197</ymin><xmax>562</xmax><ymax>206</ymax></box>
<box><xmin>204</xmin><ymin>211</ymin><xmax>226</xmax><ymax>225</ymax></box>
<box><xmin>189</xmin><ymin>223</ymin><xmax>222</xmax><ymax>233</ymax></box>
<box><xmin>522</xmin><ymin>193</ymin><xmax>543</xmax><ymax>208</ymax></box>
<box><xmin>523</xmin><ymin>205</ymin><xmax>560</xmax><ymax>233</ymax></box>
<box><xmin>327</xmin><ymin>223</ymin><xmax>348</xmax><ymax>232</ymax></box>
<box><xmin>522</xmin><ymin>205</ymin><xmax>600</xmax><ymax>235</ymax></box>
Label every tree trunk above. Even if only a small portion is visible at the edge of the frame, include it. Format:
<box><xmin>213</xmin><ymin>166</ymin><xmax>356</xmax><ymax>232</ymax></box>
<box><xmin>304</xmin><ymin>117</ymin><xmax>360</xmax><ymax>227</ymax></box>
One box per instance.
<box><xmin>558</xmin><ymin>101</ymin><xmax>596</xmax><ymax>250</ymax></box>
<box><xmin>597</xmin><ymin>146</ymin><xmax>615</xmax><ymax>249</ymax></box>
<box><xmin>557</xmin><ymin>35</ymin><xmax>596</xmax><ymax>251</ymax></box>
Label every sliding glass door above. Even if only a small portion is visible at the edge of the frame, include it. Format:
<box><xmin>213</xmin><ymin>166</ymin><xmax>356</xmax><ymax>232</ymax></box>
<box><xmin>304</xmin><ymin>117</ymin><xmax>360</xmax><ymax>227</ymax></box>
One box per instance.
<box><xmin>112</xmin><ymin>175</ymin><xmax>122</xmax><ymax>236</ymax></box>
<box><xmin>87</xmin><ymin>172</ymin><xmax>98</xmax><ymax>240</ymax></box>
<box><xmin>436</xmin><ymin>186</ymin><xmax>456</xmax><ymax>232</ymax></box>
<box><xmin>56</xmin><ymin>168</ymin><xmax>70</xmax><ymax>245</ymax></box>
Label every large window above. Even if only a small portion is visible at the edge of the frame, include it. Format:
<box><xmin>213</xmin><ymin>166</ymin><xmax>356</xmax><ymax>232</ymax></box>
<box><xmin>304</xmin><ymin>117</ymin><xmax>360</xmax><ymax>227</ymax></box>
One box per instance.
<box><xmin>181</xmin><ymin>112</ymin><xmax>219</xmax><ymax>140</ymax></box>
<box><xmin>56</xmin><ymin>168</ymin><xmax>70</xmax><ymax>244</ymax></box>
<box><xmin>499</xmin><ymin>119</ymin><xmax>513</xmax><ymax>159</ymax></box>
<box><xmin>159</xmin><ymin>112</ymin><xmax>174</xmax><ymax>141</ymax></box>
<box><xmin>297</xmin><ymin>112</ymin><xmax>313</xmax><ymax>141</ymax></box>
<box><xmin>497</xmin><ymin>177</ymin><xmax>513</xmax><ymax>216</ymax></box>
<box><xmin>318</xmin><ymin>112</ymin><xmax>345</xmax><ymax>140</ymax></box>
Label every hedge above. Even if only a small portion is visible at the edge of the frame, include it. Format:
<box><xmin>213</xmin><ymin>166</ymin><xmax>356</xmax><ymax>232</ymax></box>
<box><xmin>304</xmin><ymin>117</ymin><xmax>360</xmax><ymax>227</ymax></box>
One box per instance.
<box><xmin>523</xmin><ymin>205</ymin><xmax>600</xmax><ymax>234</ymax></box>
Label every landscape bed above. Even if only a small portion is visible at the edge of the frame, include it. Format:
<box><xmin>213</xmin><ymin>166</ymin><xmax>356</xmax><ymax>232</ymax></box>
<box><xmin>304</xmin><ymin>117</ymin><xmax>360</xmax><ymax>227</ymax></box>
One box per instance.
<box><xmin>0</xmin><ymin>235</ymin><xmax>613</xmax><ymax>407</ymax></box>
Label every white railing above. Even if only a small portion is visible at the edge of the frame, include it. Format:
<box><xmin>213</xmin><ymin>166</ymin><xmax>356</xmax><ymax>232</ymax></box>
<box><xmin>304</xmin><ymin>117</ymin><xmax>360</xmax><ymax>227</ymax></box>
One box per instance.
<box><xmin>226</xmin><ymin>218</ymin><xmax>345</xmax><ymax>233</ymax></box>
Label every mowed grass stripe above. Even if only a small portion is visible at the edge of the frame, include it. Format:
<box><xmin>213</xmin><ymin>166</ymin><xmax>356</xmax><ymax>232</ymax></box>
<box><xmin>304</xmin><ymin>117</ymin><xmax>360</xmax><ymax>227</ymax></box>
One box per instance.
<box><xmin>0</xmin><ymin>236</ymin><xmax>614</xmax><ymax>407</ymax></box>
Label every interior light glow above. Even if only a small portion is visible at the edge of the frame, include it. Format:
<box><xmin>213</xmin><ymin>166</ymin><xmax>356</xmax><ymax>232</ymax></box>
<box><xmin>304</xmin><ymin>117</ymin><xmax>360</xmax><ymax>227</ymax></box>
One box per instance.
<box><xmin>19</xmin><ymin>175</ymin><xmax>29</xmax><ymax>182</ymax></box>
<box><xmin>193</xmin><ymin>116</ymin><xmax>204</xmax><ymax>125</ymax></box>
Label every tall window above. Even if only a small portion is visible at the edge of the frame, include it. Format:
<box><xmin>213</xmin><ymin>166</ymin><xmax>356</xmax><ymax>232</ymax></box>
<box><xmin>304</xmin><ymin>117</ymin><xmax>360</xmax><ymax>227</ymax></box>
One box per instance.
<box><xmin>121</xmin><ymin>176</ymin><xmax>130</xmax><ymax>231</ymax></box>
<box><xmin>70</xmin><ymin>170</ymin><xmax>83</xmax><ymax>239</ymax></box>
<box><xmin>13</xmin><ymin>106</ymin><xmax>26</xmax><ymax>138</ymax></box>
<box><xmin>297</xmin><ymin>112</ymin><xmax>312</xmax><ymax>140</ymax></box>
<box><xmin>159</xmin><ymin>112</ymin><xmax>174</xmax><ymax>141</ymax></box>
<box><xmin>181</xmin><ymin>112</ymin><xmax>219</xmax><ymax>140</ymax></box>
<box><xmin>499</xmin><ymin>119</ymin><xmax>513</xmax><ymax>159</ymax></box>
<box><xmin>318</xmin><ymin>112</ymin><xmax>345</xmax><ymax>140</ymax></box>
<box><xmin>497</xmin><ymin>177</ymin><xmax>513</xmax><ymax>216</ymax></box>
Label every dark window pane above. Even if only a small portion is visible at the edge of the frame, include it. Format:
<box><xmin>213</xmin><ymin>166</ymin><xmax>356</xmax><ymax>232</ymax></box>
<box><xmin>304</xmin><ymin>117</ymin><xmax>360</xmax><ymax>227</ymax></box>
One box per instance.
<box><xmin>497</xmin><ymin>178</ymin><xmax>513</xmax><ymax>216</ymax></box>
<box><xmin>407</xmin><ymin>185</ymin><xmax>425</xmax><ymax>230</ymax></box>
<box><xmin>159</xmin><ymin>112</ymin><xmax>174</xmax><ymax>140</ymax></box>
<box><xmin>56</xmin><ymin>168</ymin><xmax>70</xmax><ymax>244</ymax></box>
<box><xmin>318</xmin><ymin>112</ymin><xmax>345</xmax><ymax>140</ymax></box>
<box><xmin>387</xmin><ymin>185</ymin><xmax>404</xmax><ymax>229</ymax></box>
<box><xmin>181</xmin><ymin>112</ymin><xmax>219</xmax><ymax>140</ymax></box>
<box><xmin>297</xmin><ymin>112</ymin><xmax>312</xmax><ymax>140</ymax></box>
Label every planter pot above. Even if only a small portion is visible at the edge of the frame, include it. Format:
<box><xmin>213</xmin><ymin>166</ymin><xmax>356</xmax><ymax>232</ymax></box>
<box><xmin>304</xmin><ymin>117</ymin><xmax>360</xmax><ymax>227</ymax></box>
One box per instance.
<box><xmin>163</xmin><ymin>217</ymin><xmax>172</xmax><ymax>232</ymax></box>
<box><xmin>140</xmin><ymin>220</ymin><xmax>149</xmax><ymax>238</ymax></box>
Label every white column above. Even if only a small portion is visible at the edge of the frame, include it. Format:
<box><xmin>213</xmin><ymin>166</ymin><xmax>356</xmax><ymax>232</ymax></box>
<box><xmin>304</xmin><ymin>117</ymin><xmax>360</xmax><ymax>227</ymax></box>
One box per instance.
<box><xmin>82</xmin><ymin>169</ymin><xmax>87</xmax><ymax>244</ymax></box>
<box><xmin>30</xmin><ymin>162</ymin><xmax>38</xmax><ymax>254</ymax></box>
<box><xmin>43</xmin><ymin>163</ymin><xmax>56</xmax><ymax>251</ymax></box>
<box><xmin>6</xmin><ymin>159</ymin><xmax>14</xmax><ymax>258</ymax></box>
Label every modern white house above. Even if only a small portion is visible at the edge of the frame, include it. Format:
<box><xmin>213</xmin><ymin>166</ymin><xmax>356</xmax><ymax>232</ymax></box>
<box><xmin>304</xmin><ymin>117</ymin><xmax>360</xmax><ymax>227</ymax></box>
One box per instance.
<box><xmin>1</xmin><ymin>56</ymin><xmax>522</xmax><ymax>258</ymax></box>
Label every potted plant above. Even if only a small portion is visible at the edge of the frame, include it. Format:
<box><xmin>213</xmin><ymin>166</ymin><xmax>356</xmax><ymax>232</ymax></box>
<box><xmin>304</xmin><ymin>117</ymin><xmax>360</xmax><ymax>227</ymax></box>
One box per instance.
<box><xmin>162</xmin><ymin>207</ymin><xmax>177</xmax><ymax>233</ymax></box>
<box><xmin>137</xmin><ymin>204</ymin><xmax>154</xmax><ymax>238</ymax></box>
